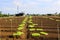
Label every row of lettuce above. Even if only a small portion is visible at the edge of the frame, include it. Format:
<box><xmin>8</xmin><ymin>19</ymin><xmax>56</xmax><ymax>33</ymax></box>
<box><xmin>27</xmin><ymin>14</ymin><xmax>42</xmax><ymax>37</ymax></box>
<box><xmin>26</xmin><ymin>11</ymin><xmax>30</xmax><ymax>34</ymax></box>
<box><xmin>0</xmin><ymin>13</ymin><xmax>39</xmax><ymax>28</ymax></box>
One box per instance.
<box><xmin>28</xmin><ymin>16</ymin><xmax>48</xmax><ymax>37</ymax></box>
<box><xmin>42</xmin><ymin>16</ymin><xmax>60</xmax><ymax>21</ymax></box>
<box><xmin>13</xmin><ymin>16</ymin><xmax>28</xmax><ymax>36</ymax></box>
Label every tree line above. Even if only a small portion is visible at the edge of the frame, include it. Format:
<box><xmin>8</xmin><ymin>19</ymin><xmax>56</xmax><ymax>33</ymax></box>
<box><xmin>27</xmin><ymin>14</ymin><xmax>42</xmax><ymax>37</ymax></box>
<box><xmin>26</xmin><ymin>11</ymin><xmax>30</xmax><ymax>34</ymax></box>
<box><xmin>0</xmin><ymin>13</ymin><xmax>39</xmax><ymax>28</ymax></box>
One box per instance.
<box><xmin>0</xmin><ymin>11</ymin><xmax>60</xmax><ymax>17</ymax></box>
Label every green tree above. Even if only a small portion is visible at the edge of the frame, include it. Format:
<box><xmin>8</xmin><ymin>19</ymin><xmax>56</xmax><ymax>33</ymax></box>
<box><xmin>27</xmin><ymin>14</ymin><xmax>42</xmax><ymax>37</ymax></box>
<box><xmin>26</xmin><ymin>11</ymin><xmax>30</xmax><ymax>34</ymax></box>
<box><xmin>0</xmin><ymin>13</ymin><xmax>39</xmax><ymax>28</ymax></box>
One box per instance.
<box><xmin>0</xmin><ymin>11</ymin><xmax>2</xmax><ymax>17</ymax></box>
<box><xmin>59</xmin><ymin>13</ymin><xmax>60</xmax><ymax>16</ymax></box>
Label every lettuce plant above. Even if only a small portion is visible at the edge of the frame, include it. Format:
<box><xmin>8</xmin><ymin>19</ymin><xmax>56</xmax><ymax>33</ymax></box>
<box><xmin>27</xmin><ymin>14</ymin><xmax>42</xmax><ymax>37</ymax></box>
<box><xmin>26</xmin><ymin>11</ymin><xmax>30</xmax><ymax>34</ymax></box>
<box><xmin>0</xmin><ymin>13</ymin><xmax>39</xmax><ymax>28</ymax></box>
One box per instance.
<box><xmin>28</xmin><ymin>25</ymin><xmax>35</xmax><ymax>27</ymax></box>
<box><xmin>13</xmin><ymin>31</ymin><xmax>24</xmax><ymax>36</ymax></box>
<box><xmin>19</xmin><ymin>24</ymin><xmax>25</xmax><ymax>27</ymax></box>
<box><xmin>29</xmin><ymin>16</ymin><xmax>32</xmax><ymax>18</ymax></box>
<box><xmin>40</xmin><ymin>32</ymin><xmax>48</xmax><ymax>35</ymax></box>
<box><xmin>49</xmin><ymin>18</ymin><xmax>54</xmax><ymax>20</ymax></box>
<box><xmin>31</xmin><ymin>33</ymin><xmax>40</xmax><ymax>37</ymax></box>
<box><xmin>17</xmin><ymin>27</ymin><xmax>24</xmax><ymax>30</ymax></box>
<box><xmin>29</xmin><ymin>28</ymin><xmax>35</xmax><ymax>31</ymax></box>
<box><xmin>56</xmin><ymin>20</ymin><xmax>60</xmax><ymax>21</ymax></box>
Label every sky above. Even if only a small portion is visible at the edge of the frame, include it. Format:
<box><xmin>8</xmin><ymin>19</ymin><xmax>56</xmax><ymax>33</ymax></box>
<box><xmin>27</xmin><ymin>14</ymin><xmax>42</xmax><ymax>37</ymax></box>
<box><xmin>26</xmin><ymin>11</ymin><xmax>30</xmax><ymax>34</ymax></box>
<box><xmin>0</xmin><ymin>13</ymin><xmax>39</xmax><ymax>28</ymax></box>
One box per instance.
<box><xmin>0</xmin><ymin>0</ymin><xmax>60</xmax><ymax>14</ymax></box>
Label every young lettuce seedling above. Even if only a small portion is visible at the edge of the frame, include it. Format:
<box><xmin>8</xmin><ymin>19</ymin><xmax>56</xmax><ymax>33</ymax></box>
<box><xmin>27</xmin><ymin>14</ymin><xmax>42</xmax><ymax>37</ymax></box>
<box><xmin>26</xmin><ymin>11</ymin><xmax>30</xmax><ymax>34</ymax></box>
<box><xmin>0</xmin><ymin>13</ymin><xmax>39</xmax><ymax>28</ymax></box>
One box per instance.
<box><xmin>49</xmin><ymin>18</ymin><xmax>54</xmax><ymax>20</ymax></box>
<box><xmin>31</xmin><ymin>33</ymin><xmax>40</xmax><ymax>37</ymax></box>
<box><xmin>40</xmin><ymin>32</ymin><xmax>48</xmax><ymax>35</ymax></box>
<box><xmin>56</xmin><ymin>20</ymin><xmax>60</xmax><ymax>21</ymax></box>
<box><xmin>29</xmin><ymin>16</ymin><xmax>32</xmax><ymax>18</ymax></box>
<box><xmin>13</xmin><ymin>31</ymin><xmax>24</xmax><ymax>36</ymax></box>
<box><xmin>17</xmin><ymin>27</ymin><xmax>24</xmax><ymax>30</ymax></box>
<box><xmin>28</xmin><ymin>25</ymin><xmax>35</xmax><ymax>27</ymax></box>
<box><xmin>16</xmin><ymin>31</ymin><xmax>24</xmax><ymax>36</ymax></box>
<box><xmin>29</xmin><ymin>28</ymin><xmax>35</xmax><ymax>31</ymax></box>
<box><xmin>13</xmin><ymin>33</ymin><xmax>17</xmax><ymax>36</ymax></box>
<box><xmin>19</xmin><ymin>24</ymin><xmax>25</xmax><ymax>27</ymax></box>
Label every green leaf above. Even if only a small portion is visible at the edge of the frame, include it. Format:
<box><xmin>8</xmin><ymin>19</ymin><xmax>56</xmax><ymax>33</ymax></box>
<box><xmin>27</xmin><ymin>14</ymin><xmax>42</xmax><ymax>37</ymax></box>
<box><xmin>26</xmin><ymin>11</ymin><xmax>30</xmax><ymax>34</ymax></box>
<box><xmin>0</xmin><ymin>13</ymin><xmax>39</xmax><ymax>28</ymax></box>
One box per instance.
<box><xmin>40</xmin><ymin>32</ymin><xmax>48</xmax><ymax>35</ymax></box>
<box><xmin>32</xmin><ymin>33</ymin><xmax>40</xmax><ymax>37</ymax></box>
<box><xmin>13</xmin><ymin>32</ymin><xmax>24</xmax><ymax>36</ymax></box>
<box><xmin>28</xmin><ymin>25</ymin><xmax>34</xmax><ymax>27</ymax></box>
<box><xmin>16</xmin><ymin>31</ymin><xmax>24</xmax><ymax>35</ymax></box>
<box><xmin>13</xmin><ymin>33</ymin><xmax>17</xmax><ymax>36</ymax></box>
<box><xmin>29</xmin><ymin>16</ymin><xmax>32</xmax><ymax>18</ymax></box>
<box><xmin>22</xmin><ymin>21</ymin><xmax>26</xmax><ymax>24</ymax></box>
<box><xmin>29</xmin><ymin>28</ymin><xmax>35</xmax><ymax>31</ymax></box>
<box><xmin>17</xmin><ymin>27</ymin><xmax>24</xmax><ymax>30</ymax></box>
<box><xmin>19</xmin><ymin>24</ymin><xmax>25</xmax><ymax>27</ymax></box>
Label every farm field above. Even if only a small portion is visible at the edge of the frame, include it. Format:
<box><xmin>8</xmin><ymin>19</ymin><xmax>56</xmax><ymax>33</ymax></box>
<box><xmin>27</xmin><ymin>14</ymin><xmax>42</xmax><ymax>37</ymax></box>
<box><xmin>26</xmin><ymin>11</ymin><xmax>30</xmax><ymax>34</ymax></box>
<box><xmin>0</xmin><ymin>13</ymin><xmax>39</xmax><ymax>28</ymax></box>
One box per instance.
<box><xmin>0</xmin><ymin>16</ymin><xmax>60</xmax><ymax>40</ymax></box>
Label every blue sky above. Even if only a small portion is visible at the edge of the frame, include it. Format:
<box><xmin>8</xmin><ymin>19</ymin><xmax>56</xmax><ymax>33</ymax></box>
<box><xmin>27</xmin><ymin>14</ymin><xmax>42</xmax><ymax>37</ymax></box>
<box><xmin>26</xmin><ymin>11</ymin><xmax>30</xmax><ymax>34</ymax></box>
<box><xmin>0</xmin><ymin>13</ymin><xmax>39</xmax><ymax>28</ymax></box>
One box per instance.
<box><xmin>0</xmin><ymin>0</ymin><xmax>60</xmax><ymax>14</ymax></box>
